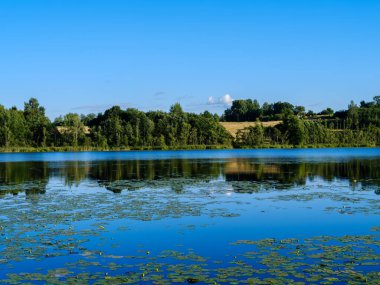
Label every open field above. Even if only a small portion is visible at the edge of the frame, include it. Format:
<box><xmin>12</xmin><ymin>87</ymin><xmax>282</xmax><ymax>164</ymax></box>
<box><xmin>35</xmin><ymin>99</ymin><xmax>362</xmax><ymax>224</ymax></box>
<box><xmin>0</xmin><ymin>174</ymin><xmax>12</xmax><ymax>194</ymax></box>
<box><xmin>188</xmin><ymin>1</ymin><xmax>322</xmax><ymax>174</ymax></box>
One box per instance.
<box><xmin>220</xmin><ymin>121</ymin><xmax>282</xmax><ymax>137</ymax></box>
<box><xmin>57</xmin><ymin>126</ymin><xmax>91</xmax><ymax>134</ymax></box>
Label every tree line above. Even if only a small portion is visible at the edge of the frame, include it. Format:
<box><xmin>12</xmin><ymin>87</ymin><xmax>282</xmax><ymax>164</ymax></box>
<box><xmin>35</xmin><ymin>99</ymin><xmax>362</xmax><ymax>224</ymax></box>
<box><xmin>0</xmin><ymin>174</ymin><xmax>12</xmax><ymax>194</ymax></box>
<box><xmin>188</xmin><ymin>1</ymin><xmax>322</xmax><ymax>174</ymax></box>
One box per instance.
<box><xmin>0</xmin><ymin>96</ymin><xmax>379</xmax><ymax>150</ymax></box>
<box><xmin>225</xmin><ymin>96</ymin><xmax>380</xmax><ymax>147</ymax></box>
<box><xmin>222</xmin><ymin>96</ymin><xmax>380</xmax><ymax>124</ymax></box>
<box><xmin>0</xmin><ymin>98</ymin><xmax>231</xmax><ymax>150</ymax></box>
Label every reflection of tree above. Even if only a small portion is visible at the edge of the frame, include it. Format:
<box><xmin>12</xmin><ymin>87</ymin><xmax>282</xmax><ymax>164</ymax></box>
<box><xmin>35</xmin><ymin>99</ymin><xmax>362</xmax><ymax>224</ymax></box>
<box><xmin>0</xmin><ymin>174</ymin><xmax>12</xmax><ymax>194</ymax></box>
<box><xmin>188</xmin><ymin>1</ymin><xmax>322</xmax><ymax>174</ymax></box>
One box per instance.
<box><xmin>52</xmin><ymin>161</ymin><xmax>89</xmax><ymax>187</ymax></box>
<box><xmin>0</xmin><ymin>161</ymin><xmax>48</xmax><ymax>183</ymax></box>
<box><xmin>0</xmin><ymin>162</ymin><xmax>48</xmax><ymax>197</ymax></box>
<box><xmin>225</xmin><ymin>160</ymin><xmax>308</xmax><ymax>186</ymax></box>
<box><xmin>89</xmin><ymin>159</ymin><xmax>221</xmax><ymax>193</ymax></box>
<box><xmin>224</xmin><ymin>159</ymin><xmax>380</xmax><ymax>193</ymax></box>
<box><xmin>88</xmin><ymin>159</ymin><xmax>221</xmax><ymax>182</ymax></box>
<box><xmin>0</xmin><ymin>158</ymin><xmax>380</xmax><ymax>197</ymax></box>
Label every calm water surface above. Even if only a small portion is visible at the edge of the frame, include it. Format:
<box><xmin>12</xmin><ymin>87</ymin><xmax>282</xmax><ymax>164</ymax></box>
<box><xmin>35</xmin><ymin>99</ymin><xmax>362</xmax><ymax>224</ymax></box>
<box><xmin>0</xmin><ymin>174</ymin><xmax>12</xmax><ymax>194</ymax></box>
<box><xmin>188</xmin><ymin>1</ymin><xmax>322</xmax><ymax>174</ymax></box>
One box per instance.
<box><xmin>0</xmin><ymin>148</ymin><xmax>379</xmax><ymax>284</ymax></box>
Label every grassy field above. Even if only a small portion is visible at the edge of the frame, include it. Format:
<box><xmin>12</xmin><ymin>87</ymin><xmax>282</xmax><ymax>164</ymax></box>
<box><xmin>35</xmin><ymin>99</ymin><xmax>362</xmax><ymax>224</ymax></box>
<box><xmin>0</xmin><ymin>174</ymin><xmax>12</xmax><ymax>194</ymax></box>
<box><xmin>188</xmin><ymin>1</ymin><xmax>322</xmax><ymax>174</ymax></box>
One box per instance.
<box><xmin>220</xmin><ymin>121</ymin><xmax>281</xmax><ymax>137</ymax></box>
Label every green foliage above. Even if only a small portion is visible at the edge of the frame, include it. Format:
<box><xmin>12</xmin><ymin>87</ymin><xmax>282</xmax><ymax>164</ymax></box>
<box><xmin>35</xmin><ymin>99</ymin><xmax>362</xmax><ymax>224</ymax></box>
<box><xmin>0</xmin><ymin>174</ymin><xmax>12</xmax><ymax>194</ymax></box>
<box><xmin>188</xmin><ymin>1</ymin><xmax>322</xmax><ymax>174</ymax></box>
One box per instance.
<box><xmin>0</xmin><ymin>105</ymin><xmax>30</xmax><ymax>147</ymax></box>
<box><xmin>236</xmin><ymin>123</ymin><xmax>264</xmax><ymax>146</ymax></box>
<box><xmin>24</xmin><ymin>98</ymin><xmax>51</xmax><ymax>146</ymax></box>
<box><xmin>223</xmin><ymin>99</ymin><xmax>261</xmax><ymax>121</ymax></box>
<box><xmin>283</xmin><ymin>115</ymin><xmax>306</xmax><ymax>145</ymax></box>
<box><xmin>0</xmin><ymin>97</ymin><xmax>379</xmax><ymax>151</ymax></box>
<box><xmin>223</xmin><ymin>99</ymin><xmax>303</xmax><ymax>121</ymax></box>
<box><xmin>62</xmin><ymin>113</ymin><xmax>85</xmax><ymax>146</ymax></box>
<box><xmin>229</xmin><ymin>97</ymin><xmax>380</xmax><ymax>148</ymax></box>
<box><xmin>319</xmin><ymin>107</ymin><xmax>334</xmax><ymax>116</ymax></box>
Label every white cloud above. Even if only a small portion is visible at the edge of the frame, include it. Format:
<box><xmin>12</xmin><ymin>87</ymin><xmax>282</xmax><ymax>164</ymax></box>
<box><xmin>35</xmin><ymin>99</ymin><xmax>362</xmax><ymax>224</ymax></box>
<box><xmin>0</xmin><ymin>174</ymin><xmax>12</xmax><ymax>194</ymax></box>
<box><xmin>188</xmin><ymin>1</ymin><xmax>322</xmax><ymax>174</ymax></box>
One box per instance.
<box><xmin>220</xmin><ymin>94</ymin><xmax>233</xmax><ymax>106</ymax></box>
<box><xmin>208</xmin><ymin>96</ymin><xmax>215</xmax><ymax>104</ymax></box>
<box><xmin>207</xmin><ymin>94</ymin><xmax>234</xmax><ymax>106</ymax></box>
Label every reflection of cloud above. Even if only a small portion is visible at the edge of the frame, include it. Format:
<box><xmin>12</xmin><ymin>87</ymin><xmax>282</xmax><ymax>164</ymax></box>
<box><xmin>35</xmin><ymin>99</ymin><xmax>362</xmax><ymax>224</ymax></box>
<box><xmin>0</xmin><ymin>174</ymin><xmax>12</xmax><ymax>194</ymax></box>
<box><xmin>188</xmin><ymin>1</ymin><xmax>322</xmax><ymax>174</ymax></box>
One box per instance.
<box><xmin>207</xmin><ymin>94</ymin><xmax>234</xmax><ymax>106</ymax></box>
<box><xmin>72</xmin><ymin>103</ymin><xmax>130</xmax><ymax>112</ymax></box>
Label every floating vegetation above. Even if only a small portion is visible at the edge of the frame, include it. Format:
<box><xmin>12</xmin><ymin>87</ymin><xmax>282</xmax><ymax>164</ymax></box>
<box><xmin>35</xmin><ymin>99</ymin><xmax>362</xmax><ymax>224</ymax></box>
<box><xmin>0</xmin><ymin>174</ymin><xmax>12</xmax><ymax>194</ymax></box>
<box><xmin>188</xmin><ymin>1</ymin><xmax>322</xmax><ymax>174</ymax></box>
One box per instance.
<box><xmin>0</xmin><ymin>234</ymin><xmax>379</xmax><ymax>284</ymax></box>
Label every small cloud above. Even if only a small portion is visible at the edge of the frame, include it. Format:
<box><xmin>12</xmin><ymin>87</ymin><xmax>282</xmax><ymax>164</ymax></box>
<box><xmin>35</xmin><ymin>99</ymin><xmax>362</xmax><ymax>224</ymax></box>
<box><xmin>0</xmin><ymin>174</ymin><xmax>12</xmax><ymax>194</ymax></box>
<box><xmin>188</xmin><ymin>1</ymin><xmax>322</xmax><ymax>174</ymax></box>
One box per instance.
<box><xmin>207</xmin><ymin>94</ymin><xmax>234</xmax><ymax>106</ymax></box>
<box><xmin>154</xmin><ymin>91</ymin><xmax>166</xmax><ymax>96</ymax></box>
<box><xmin>220</xmin><ymin>94</ymin><xmax>233</xmax><ymax>106</ymax></box>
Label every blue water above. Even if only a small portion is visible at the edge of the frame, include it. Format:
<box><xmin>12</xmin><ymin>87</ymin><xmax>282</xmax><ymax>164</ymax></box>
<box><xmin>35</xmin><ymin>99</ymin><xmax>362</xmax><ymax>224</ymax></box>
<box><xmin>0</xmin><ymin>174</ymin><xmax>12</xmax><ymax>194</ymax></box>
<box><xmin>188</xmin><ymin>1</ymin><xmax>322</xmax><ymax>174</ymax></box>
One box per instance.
<box><xmin>0</xmin><ymin>147</ymin><xmax>379</xmax><ymax>162</ymax></box>
<box><xmin>0</xmin><ymin>148</ymin><xmax>379</xmax><ymax>284</ymax></box>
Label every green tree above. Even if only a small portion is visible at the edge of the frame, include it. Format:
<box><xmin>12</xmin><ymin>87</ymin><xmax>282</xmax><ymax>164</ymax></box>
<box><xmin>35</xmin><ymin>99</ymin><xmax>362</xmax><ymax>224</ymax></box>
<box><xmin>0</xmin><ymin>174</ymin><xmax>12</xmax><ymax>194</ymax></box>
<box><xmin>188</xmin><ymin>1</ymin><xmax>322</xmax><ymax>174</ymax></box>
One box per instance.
<box><xmin>373</xmin><ymin>95</ymin><xmax>380</xmax><ymax>105</ymax></box>
<box><xmin>24</xmin><ymin>98</ymin><xmax>51</xmax><ymax>147</ymax></box>
<box><xmin>294</xmin><ymin>106</ymin><xmax>306</xmax><ymax>116</ymax></box>
<box><xmin>62</xmin><ymin>113</ymin><xmax>85</xmax><ymax>146</ymax></box>
<box><xmin>8</xmin><ymin>107</ymin><xmax>27</xmax><ymax>146</ymax></box>
<box><xmin>320</xmin><ymin>108</ymin><xmax>334</xmax><ymax>116</ymax></box>
<box><xmin>0</xmin><ymin>105</ymin><xmax>11</xmax><ymax>147</ymax></box>
<box><xmin>240</xmin><ymin>124</ymin><xmax>264</xmax><ymax>146</ymax></box>
<box><xmin>284</xmin><ymin>115</ymin><xmax>305</xmax><ymax>145</ymax></box>
<box><xmin>347</xmin><ymin>101</ymin><xmax>359</xmax><ymax>129</ymax></box>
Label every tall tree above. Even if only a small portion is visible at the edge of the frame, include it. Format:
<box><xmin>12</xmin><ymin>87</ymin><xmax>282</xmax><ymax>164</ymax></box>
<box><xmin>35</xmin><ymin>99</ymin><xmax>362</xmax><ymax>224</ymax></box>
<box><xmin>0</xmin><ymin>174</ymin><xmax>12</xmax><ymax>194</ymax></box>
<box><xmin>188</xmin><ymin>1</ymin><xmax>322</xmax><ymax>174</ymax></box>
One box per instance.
<box><xmin>283</xmin><ymin>115</ymin><xmax>305</xmax><ymax>145</ymax></box>
<box><xmin>24</xmin><ymin>98</ymin><xmax>51</xmax><ymax>147</ymax></box>
<box><xmin>62</xmin><ymin>113</ymin><xmax>85</xmax><ymax>146</ymax></box>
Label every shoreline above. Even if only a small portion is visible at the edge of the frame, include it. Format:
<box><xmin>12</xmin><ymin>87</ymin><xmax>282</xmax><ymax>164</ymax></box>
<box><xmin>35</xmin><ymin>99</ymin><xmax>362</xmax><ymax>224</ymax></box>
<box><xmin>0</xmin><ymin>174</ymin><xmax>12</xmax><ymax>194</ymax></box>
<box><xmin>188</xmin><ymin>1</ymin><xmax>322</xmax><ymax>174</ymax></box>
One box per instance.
<box><xmin>0</xmin><ymin>144</ymin><xmax>378</xmax><ymax>153</ymax></box>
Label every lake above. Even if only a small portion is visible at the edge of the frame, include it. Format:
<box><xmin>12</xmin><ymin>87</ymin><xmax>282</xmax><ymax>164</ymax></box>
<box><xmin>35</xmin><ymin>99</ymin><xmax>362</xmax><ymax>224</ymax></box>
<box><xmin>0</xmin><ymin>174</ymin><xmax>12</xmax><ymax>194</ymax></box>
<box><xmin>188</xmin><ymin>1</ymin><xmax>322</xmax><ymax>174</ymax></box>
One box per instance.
<box><xmin>0</xmin><ymin>148</ymin><xmax>379</xmax><ymax>284</ymax></box>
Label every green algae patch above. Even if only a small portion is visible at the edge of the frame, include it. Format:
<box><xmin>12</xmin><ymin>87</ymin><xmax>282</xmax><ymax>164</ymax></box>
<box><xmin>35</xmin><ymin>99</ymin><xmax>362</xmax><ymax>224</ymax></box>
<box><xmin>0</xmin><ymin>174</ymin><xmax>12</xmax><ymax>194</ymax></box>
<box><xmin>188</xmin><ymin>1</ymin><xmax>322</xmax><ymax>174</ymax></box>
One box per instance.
<box><xmin>1</xmin><ymin>233</ymin><xmax>379</xmax><ymax>284</ymax></box>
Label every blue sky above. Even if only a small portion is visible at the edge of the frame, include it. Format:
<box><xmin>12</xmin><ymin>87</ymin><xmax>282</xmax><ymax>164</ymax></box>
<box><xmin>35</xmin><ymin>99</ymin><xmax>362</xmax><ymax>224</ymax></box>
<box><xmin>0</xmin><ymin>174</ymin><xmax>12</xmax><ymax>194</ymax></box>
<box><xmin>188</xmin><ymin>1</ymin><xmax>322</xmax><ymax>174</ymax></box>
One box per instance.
<box><xmin>1</xmin><ymin>0</ymin><xmax>379</xmax><ymax>119</ymax></box>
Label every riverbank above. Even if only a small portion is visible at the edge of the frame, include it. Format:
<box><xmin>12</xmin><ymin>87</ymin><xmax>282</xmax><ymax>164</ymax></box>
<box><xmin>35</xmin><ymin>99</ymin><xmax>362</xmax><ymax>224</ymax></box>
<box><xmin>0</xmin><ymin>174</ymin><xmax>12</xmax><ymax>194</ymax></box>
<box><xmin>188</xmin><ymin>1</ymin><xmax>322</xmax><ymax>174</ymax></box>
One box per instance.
<box><xmin>0</xmin><ymin>143</ymin><xmax>378</xmax><ymax>153</ymax></box>
<box><xmin>0</xmin><ymin>145</ymin><xmax>233</xmax><ymax>153</ymax></box>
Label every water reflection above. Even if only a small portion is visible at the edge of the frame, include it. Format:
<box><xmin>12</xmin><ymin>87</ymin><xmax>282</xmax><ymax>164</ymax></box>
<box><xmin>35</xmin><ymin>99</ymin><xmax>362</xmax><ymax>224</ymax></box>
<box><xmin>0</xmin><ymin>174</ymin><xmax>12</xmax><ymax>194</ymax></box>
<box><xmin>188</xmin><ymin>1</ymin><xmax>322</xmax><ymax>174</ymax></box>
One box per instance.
<box><xmin>224</xmin><ymin>159</ymin><xmax>380</xmax><ymax>190</ymax></box>
<box><xmin>0</xmin><ymin>161</ymin><xmax>49</xmax><ymax>196</ymax></box>
<box><xmin>0</xmin><ymin>158</ymin><xmax>379</xmax><ymax>196</ymax></box>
